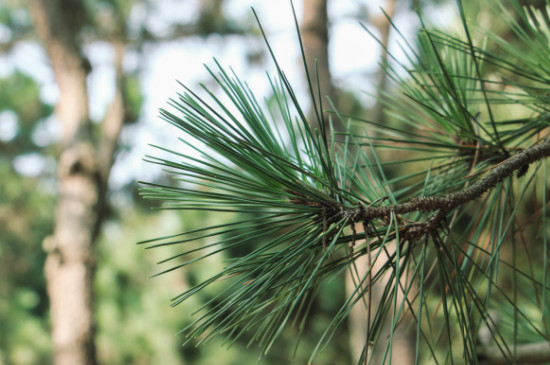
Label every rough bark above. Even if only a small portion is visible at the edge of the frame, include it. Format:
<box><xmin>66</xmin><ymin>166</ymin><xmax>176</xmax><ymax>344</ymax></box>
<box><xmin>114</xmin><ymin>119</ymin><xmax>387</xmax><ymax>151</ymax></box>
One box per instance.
<box><xmin>32</xmin><ymin>1</ymin><xmax>125</xmax><ymax>364</ymax></box>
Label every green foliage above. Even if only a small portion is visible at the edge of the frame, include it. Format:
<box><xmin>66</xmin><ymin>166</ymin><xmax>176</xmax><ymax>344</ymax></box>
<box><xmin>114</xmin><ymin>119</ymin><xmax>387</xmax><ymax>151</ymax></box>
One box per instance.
<box><xmin>97</xmin><ymin>206</ymin><xmax>349</xmax><ymax>365</ymax></box>
<box><xmin>0</xmin><ymin>0</ymin><xmax>32</xmax><ymax>39</ymax></box>
<box><xmin>123</xmin><ymin>72</ymin><xmax>143</xmax><ymax>123</ymax></box>
<box><xmin>140</xmin><ymin>58</ymin><xmax>360</xmax><ymax>353</ymax></box>
<box><xmin>141</xmin><ymin>1</ymin><xmax>550</xmax><ymax>363</ymax></box>
<box><xmin>0</xmin><ymin>160</ymin><xmax>54</xmax><ymax>365</ymax></box>
<box><xmin>96</xmin><ymin>210</ymin><xmax>191</xmax><ymax>365</ymax></box>
<box><xmin>0</xmin><ymin>71</ymin><xmax>52</xmax><ymax>154</ymax></box>
<box><xmin>0</xmin><ymin>6</ymin><xmax>64</xmax><ymax>365</ymax></box>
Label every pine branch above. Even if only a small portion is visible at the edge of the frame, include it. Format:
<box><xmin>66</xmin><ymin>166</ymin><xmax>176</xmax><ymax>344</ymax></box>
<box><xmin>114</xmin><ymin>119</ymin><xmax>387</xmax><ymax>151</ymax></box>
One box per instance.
<box><xmin>339</xmin><ymin>137</ymin><xmax>550</xmax><ymax>239</ymax></box>
<box><xmin>140</xmin><ymin>1</ymin><xmax>550</xmax><ymax>362</ymax></box>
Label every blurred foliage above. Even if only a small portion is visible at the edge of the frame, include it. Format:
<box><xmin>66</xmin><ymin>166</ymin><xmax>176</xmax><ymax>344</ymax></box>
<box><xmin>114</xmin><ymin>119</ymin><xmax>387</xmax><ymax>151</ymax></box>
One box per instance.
<box><xmin>0</xmin><ymin>159</ymin><xmax>53</xmax><ymax>364</ymax></box>
<box><xmin>0</xmin><ymin>71</ymin><xmax>52</xmax><ymax>155</ymax></box>
<box><xmin>0</xmin><ymin>0</ymin><xmax>33</xmax><ymax>50</ymax></box>
<box><xmin>95</xmin><ymin>207</ymin><xmax>351</xmax><ymax>364</ymax></box>
<box><xmin>123</xmin><ymin>72</ymin><xmax>143</xmax><ymax>124</ymax></box>
<box><xmin>0</xmin><ymin>63</ymin><xmax>53</xmax><ymax>365</ymax></box>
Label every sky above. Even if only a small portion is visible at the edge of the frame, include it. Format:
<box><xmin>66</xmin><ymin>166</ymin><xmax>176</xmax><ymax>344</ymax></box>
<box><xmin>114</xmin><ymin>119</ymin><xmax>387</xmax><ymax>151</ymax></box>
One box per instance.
<box><xmin>2</xmin><ymin>0</ymin><xmax>454</xmax><ymax>187</ymax></box>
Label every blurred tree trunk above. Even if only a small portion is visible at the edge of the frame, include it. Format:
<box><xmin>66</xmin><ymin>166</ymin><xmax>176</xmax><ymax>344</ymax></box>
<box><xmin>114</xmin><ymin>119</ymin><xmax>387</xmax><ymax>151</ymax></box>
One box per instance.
<box><xmin>370</xmin><ymin>0</ymin><xmax>395</xmax><ymax>126</ymax></box>
<box><xmin>301</xmin><ymin>2</ymin><xmax>412</xmax><ymax>362</ymax></box>
<box><xmin>31</xmin><ymin>1</ymin><xmax>125</xmax><ymax>364</ymax></box>
<box><xmin>301</xmin><ymin>0</ymin><xmax>342</xmax><ymax>131</ymax></box>
<box><xmin>345</xmin><ymin>1</ymin><xmax>415</xmax><ymax>364</ymax></box>
<box><xmin>346</xmin><ymin>245</ymin><xmax>415</xmax><ymax>365</ymax></box>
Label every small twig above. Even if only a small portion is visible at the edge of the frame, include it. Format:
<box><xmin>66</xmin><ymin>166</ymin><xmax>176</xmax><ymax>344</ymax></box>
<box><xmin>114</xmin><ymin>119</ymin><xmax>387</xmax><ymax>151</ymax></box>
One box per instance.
<box><xmin>350</xmin><ymin>219</ymin><xmax>357</xmax><ymax>256</ymax></box>
<box><xmin>322</xmin><ymin>206</ymin><xmax>328</xmax><ymax>251</ymax></box>
<box><xmin>362</xmin><ymin>219</ymin><xmax>373</xmax><ymax>365</ymax></box>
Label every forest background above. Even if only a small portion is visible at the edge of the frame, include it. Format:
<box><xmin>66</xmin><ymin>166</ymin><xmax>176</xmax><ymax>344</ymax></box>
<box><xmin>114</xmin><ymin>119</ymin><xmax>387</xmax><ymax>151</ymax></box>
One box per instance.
<box><xmin>1</xmin><ymin>0</ymin><xmax>545</xmax><ymax>364</ymax></box>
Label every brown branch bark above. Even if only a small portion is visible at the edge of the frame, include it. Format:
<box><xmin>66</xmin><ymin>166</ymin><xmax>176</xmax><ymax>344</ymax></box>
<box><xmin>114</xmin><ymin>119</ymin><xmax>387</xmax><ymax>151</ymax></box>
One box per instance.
<box><xmin>340</xmin><ymin>137</ymin><xmax>549</xmax><ymax>365</ymax></box>
<box><xmin>352</xmin><ymin>137</ymin><xmax>550</xmax><ymax>227</ymax></box>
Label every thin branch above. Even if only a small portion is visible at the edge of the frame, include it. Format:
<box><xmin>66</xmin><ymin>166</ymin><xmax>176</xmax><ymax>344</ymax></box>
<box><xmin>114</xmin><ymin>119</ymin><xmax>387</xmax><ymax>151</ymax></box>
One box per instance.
<box><xmin>478</xmin><ymin>341</ymin><xmax>550</xmax><ymax>365</ymax></box>
<box><xmin>352</xmin><ymin>136</ymin><xmax>550</xmax><ymax>225</ymax></box>
<box><xmin>98</xmin><ymin>40</ymin><xmax>125</xmax><ymax>181</ymax></box>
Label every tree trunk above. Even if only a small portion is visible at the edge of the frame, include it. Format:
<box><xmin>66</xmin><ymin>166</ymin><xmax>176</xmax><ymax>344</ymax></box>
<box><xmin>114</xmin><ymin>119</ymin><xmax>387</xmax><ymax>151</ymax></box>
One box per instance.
<box><xmin>31</xmin><ymin>1</ymin><xmax>125</xmax><ymax>364</ymax></box>
<box><xmin>370</xmin><ymin>0</ymin><xmax>395</xmax><ymax>126</ymax></box>
<box><xmin>346</xmin><ymin>242</ymin><xmax>415</xmax><ymax>365</ymax></box>
<box><xmin>301</xmin><ymin>0</ymin><xmax>342</xmax><ymax>131</ymax></box>
<box><xmin>344</xmin><ymin>2</ymin><xmax>416</xmax><ymax>363</ymax></box>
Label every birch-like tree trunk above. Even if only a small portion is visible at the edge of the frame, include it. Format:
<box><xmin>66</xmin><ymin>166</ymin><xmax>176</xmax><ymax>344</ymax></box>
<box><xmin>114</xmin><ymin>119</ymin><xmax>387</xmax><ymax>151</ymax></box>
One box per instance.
<box><xmin>31</xmin><ymin>1</ymin><xmax>125</xmax><ymax>364</ymax></box>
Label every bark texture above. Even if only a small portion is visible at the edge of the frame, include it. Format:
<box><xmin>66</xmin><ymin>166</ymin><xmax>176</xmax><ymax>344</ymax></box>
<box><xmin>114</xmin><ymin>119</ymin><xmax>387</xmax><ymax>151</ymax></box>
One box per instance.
<box><xmin>32</xmin><ymin>1</ymin><xmax>125</xmax><ymax>364</ymax></box>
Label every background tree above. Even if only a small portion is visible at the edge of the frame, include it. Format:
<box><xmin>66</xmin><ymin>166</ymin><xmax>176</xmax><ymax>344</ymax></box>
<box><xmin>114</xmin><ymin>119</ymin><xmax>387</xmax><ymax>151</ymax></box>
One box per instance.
<box><xmin>31</xmin><ymin>0</ymin><xmax>251</xmax><ymax>362</ymax></box>
<box><xmin>301</xmin><ymin>0</ymin><xmax>336</xmax><ymax>125</ymax></box>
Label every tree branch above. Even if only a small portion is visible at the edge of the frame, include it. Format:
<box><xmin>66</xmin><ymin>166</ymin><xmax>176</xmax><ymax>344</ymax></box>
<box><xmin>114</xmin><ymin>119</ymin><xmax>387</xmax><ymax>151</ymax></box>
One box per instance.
<box><xmin>350</xmin><ymin>137</ymin><xmax>550</xmax><ymax>232</ymax></box>
<box><xmin>478</xmin><ymin>341</ymin><xmax>550</xmax><ymax>365</ymax></box>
